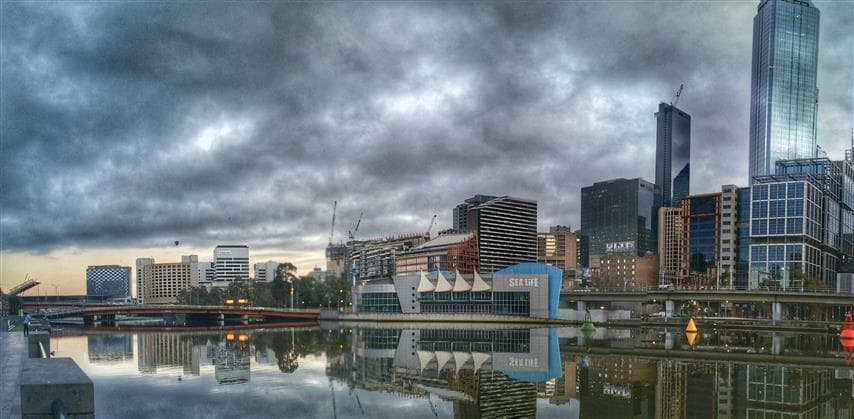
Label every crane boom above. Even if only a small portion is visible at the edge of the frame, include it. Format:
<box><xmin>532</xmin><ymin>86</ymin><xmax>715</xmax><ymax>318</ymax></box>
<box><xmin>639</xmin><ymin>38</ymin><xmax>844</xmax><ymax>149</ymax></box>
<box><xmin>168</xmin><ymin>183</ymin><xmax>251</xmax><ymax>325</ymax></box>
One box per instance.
<box><xmin>348</xmin><ymin>212</ymin><xmax>363</xmax><ymax>241</ymax></box>
<box><xmin>329</xmin><ymin>201</ymin><xmax>337</xmax><ymax>245</ymax></box>
<box><xmin>425</xmin><ymin>214</ymin><xmax>437</xmax><ymax>237</ymax></box>
<box><xmin>672</xmin><ymin>83</ymin><xmax>684</xmax><ymax>107</ymax></box>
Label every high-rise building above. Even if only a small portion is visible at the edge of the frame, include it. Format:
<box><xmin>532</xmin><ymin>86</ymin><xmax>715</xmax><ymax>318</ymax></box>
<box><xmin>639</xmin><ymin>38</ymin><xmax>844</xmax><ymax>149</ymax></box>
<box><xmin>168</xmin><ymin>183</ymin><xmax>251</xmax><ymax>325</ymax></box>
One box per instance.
<box><xmin>573</xmin><ymin>230</ymin><xmax>589</xmax><ymax>269</ymax></box>
<box><xmin>681</xmin><ymin>193</ymin><xmax>723</xmax><ymax>287</ymax></box>
<box><xmin>86</xmin><ymin>265</ymin><xmax>132</xmax><ymax>299</ymax></box>
<box><xmin>350</xmin><ymin>233</ymin><xmax>429</xmax><ymax>282</ymax></box>
<box><xmin>581</xmin><ymin>178</ymin><xmax>660</xmax><ymax>267</ymax></box>
<box><xmin>254</xmin><ymin>261</ymin><xmax>279</xmax><ymax>282</ymax></box>
<box><xmin>748</xmin><ymin>0</ymin><xmax>820</xmax><ymax>180</ymax></box>
<box><xmin>325</xmin><ymin>243</ymin><xmax>348</xmax><ymax>279</ymax></box>
<box><xmin>135</xmin><ymin>258</ymin><xmax>154</xmax><ymax>303</ymax></box>
<box><xmin>537</xmin><ymin>226</ymin><xmax>579</xmax><ymax>289</ymax></box>
<box><xmin>462</xmin><ymin>195</ymin><xmax>538</xmax><ymax>272</ymax></box>
<box><xmin>658</xmin><ymin>207</ymin><xmax>684</xmax><ymax>284</ymax></box>
<box><xmin>735</xmin><ymin>187</ymin><xmax>753</xmax><ymax>289</ymax></box>
<box><xmin>142</xmin><ymin>255</ymin><xmax>199</xmax><ymax>304</ymax></box>
<box><xmin>749</xmin><ymin>156</ymin><xmax>854</xmax><ymax>288</ymax></box>
<box><xmin>453</xmin><ymin>194</ymin><xmax>497</xmax><ymax>232</ymax></box>
<box><xmin>213</xmin><ymin>245</ymin><xmax>249</xmax><ymax>286</ymax></box>
<box><xmin>719</xmin><ymin>185</ymin><xmax>740</xmax><ymax>287</ymax></box>
<box><xmin>198</xmin><ymin>262</ymin><xmax>214</xmax><ymax>288</ymax></box>
<box><xmin>655</xmin><ymin>103</ymin><xmax>691</xmax><ymax>207</ymax></box>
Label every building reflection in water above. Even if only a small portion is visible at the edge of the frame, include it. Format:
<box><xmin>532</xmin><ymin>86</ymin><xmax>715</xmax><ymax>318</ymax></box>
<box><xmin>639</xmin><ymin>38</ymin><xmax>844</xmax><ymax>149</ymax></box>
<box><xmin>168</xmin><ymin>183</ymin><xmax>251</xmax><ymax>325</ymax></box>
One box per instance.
<box><xmin>210</xmin><ymin>334</ymin><xmax>251</xmax><ymax>384</ymax></box>
<box><xmin>327</xmin><ymin>327</ymin><xmax>561</xmax><ymax>418</ymax></box>
<box><xmin>326</xmin><ymin>326</ymin><xmax>854</xmax><ymax>419</ymax></box>
<box><xmin>137</xmin><ymin>333</ymin><xmax>198</xmax><ymax>375</ymax></box>
<box><xmin>135</xmin><ymin>332</ymin><xmax>250</xmax><ymax>382</ymax></box>
<box><xmin>83</xmin><ymin>327</ymin><xmax>854</xmax><ymax>417</ymax></box>
<box><xmin>87</xmin><ymin>334</ymin><xmax>133</xmax><ymax>364</ymax></box>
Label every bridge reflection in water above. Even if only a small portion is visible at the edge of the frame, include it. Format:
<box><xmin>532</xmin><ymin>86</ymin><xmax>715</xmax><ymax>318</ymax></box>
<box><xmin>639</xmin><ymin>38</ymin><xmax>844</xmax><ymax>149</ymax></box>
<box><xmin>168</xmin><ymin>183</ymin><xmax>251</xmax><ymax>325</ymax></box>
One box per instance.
<box><xmin>54</xmin><ymin>325</ymin><xmax>854</xmax><ymax>418</ymax></box>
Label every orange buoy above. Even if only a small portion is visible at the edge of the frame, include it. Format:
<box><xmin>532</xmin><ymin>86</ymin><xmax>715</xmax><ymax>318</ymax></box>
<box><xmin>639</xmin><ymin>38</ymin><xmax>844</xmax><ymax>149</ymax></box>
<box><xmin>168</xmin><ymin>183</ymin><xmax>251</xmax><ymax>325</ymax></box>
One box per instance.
<box><xmin>685</xmin><ymin>318</ymin><xmax>698</xmax><ymax>333</ymax></box>
<box><xmin>685</xmin><ymin>331</ymin><xmax>698</xmax><ymax>346</ymax></box>
<box><xmin>842</xmin><ymin>312</ymin><xmax>854</xmax><ymax>348</ymax></box>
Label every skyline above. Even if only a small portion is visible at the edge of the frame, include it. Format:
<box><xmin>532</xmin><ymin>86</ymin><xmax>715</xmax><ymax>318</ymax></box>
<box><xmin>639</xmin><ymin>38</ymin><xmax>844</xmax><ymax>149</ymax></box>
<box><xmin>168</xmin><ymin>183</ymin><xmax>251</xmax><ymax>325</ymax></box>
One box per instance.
<box><xmin>1</xmin><ymin>2</ymin><xmax>853</xmax><ymax>294</ymax></box>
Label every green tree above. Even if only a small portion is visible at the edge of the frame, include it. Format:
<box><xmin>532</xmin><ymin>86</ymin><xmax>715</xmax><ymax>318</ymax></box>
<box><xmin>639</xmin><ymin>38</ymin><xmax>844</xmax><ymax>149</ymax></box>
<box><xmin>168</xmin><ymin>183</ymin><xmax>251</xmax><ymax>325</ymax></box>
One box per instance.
<box><xmin>8</xmin><ymin>295</ymin><xmax>23</xmax><ymax>314</ymax></box>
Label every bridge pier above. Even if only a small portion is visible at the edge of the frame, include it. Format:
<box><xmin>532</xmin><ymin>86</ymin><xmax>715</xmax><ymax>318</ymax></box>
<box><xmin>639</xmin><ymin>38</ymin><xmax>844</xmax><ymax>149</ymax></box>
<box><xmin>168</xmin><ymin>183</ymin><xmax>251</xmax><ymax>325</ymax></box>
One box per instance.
<box><xmin>98</xmin><ymin>314</ymin><xmax>116</xmax><ymax>326</ymax></box>
<box><xmin>772</xmin><ymin>302</ymin><xmax>782</xmax><ymax>323</ymax></box>
<box><xmin>664</xmin><ymin>330</ymin><xmax>674</xmax><ymax>350</ymax></box>
<box><xmin>665</xmin><ymin>300</ymin><xmax>675</xmax><ymax>319</ymax></box>
<box><xmin>577</xmin><ymin>301</ymin><xmax>587</xmax><ymax>312</ymax></box>
<box><xmin>241</xmin><ymin>315</ymin><xmax>249</xmax><ymax>325</ymax></box>
<box><xmin>771</xmin><ymin>333</ymin><xmax>784</xmax><ymax>355</ymax></box>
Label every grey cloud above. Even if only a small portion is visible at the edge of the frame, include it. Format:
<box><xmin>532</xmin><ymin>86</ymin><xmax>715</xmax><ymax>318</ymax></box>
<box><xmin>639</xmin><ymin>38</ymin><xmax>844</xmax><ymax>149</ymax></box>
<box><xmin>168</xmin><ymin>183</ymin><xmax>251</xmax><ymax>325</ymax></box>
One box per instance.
<box><xmin>1</xmin><ymin>1</ymin><xmax>851</xmax><ymax>256</ymax></box>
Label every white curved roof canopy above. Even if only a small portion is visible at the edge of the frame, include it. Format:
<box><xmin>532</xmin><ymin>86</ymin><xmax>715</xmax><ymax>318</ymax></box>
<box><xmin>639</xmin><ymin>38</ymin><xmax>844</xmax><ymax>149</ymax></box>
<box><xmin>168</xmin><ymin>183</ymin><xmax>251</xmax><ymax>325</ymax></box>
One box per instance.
<box><xmin>471</xmin><ymin>271</ymin><xmax>491</xmax><ymax>292</ymax></box>
<box><xmin>416</xmin><ymin>271</ymin><xmax>435</xmax><ymax>292</ymax></box>
<box><xmin>435</xmin><ymin>271</ymin><xmax>453</xmax><ymax>292</ymax></box>
<box><xmin>452</xmin><ymin>270</ymin><xmax>471</xmax><ymax>292</ymax></box>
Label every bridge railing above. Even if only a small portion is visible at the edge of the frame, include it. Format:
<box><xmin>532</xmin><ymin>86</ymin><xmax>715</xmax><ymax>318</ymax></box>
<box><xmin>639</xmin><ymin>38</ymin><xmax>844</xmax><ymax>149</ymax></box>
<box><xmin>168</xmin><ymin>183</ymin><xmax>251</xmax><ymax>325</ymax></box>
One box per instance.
<box><xmin>563</xmin><ymin>286</ymin><xmax>848</xmax><ymax>295</ymax></box>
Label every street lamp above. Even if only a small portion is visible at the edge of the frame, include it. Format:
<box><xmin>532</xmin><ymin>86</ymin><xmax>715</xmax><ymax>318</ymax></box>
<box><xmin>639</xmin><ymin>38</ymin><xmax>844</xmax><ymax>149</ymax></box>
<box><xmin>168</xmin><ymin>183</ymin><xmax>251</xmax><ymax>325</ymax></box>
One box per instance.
<box><xmin>50</xmin><ymin>284</ymin><xmax>60</xmax><ymax>303</ymax></box>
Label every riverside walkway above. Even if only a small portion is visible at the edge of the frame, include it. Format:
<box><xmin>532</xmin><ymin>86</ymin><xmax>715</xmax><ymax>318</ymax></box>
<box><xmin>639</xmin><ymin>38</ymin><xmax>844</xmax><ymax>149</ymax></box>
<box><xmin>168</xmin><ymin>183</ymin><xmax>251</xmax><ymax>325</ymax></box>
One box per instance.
<box><xmin>0</xmin><ymin>332</ymin><xmax>25</xmax><ymax>418</ymax></box>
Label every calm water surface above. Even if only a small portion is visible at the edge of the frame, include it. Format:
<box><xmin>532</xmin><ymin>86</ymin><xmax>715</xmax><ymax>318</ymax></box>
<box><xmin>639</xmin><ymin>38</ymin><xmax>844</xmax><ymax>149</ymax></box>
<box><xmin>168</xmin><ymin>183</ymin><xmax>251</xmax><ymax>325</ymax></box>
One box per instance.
<box><xmin>50</xmin><ymin>323</ymin><xmax>854</xmax><ymax>418</ymax></box>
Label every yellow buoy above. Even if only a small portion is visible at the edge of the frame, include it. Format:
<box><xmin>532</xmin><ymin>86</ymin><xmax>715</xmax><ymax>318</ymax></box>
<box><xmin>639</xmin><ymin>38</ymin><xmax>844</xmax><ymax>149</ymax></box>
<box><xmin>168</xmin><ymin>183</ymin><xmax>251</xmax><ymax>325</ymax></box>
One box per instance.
<box><xmin>685</xmin><ymin>318</ymin><xmax>698</xmax><ymax>333</ymax></box>
<box><xmin>685</xmin><ymin>331</ymin><xmax>698</xmax><ymax>346</ymax></box>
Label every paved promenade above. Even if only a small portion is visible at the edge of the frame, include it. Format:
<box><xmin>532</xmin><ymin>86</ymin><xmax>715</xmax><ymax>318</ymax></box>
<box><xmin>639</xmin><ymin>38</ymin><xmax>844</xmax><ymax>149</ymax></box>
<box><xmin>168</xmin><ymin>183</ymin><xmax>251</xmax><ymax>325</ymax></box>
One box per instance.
<box><xmin>0</xmin><ymin>332</ymin><xmax>25</xmax><ymax>418</ymax></box>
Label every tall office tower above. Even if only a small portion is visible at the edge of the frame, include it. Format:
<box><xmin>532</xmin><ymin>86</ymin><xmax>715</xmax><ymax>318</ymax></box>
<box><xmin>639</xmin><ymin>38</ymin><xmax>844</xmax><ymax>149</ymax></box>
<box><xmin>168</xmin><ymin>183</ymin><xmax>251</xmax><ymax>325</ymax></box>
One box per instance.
<box><xmin>86</xmin><ymin>265</ymin><xmax>132</xmax><ymax>299</ymax></box>
<box><xmin>213</xmin><ymin>245</ymin><xmax>249</xmax><ymax>286</ymax></box>
<box><xmin>463</xmin><ymin>195</ymin><xmax>538</xmax><ymax>272</ymax></box>
<box><xmin>681</xmin><ymin>193</ymin><xmax>723</xmax><ymax>287</ymax></box>
<box><xmin>254</xmin><ymin>261</ymin><xmax>279</xmax><ymax>282</ymax></box>
<box><xmin>748</xmin><ymin>0</ymin><xmax>820</xmax><ymax>180</ymax></box>
<box><xmin>135</xmin><ymin>258</ymin><xmax>154</xmax><ymax>303</ymax></box>
<box><xmin>453</xmin><ymin>194</ymin><xmax>496</xmax><ymax>232</ymax></box>
<box><xmin>655</xmin><ymin>103</ymin><xmax>691</xmax><ymax>207</ymax></box>
<box><xmin>581</xmin><ymin>178</ymin><xmax>660</xmax><ymax>267</ymax></box>
<box><xmin>658</xmin><ymin>207</ymin><xmax>684</xmax><ymax>283</ymax></box>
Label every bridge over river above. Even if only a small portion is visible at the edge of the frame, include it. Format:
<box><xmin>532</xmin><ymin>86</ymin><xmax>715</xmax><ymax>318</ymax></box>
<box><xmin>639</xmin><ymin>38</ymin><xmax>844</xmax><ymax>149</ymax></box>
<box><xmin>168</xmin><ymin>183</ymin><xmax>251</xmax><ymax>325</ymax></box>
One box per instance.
<box><xmin>34</xmin><ymin>304</ymin><xmax>321</xmax><ymax>325</ymax></box>
<box><xmin>561</xmin><ymin>289</ymin><xmax>854</xmax><ymax>321</ymax></box>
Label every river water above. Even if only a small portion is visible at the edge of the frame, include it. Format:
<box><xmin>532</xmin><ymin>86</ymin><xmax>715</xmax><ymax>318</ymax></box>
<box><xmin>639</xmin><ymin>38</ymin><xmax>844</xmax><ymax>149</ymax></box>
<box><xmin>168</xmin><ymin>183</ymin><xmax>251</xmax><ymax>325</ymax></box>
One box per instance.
<box><xmin>50</xmin><ymin>323</ymin><xmax>854</xmax><ymax>418</ymax></box>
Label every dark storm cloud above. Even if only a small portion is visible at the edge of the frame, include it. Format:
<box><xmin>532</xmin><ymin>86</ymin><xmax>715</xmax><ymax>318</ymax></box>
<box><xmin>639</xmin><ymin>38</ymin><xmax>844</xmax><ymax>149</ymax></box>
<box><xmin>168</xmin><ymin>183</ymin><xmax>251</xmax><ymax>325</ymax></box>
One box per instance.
<box><xmin>1</xmin><ymin>2</ymin><xmax>852</xmax><ymax>253</ymax></box>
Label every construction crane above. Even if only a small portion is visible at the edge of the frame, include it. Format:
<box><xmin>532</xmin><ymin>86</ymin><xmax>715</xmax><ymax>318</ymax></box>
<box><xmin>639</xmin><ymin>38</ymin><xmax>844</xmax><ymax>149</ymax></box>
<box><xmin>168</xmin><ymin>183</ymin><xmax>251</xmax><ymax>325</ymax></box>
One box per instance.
<box><xmin>425</xmin><ymin>214</ymin><xmax>437</xmax><ymax>238</ymax></box>
<box><xmin>671</xmin><ymin>83</ymin><xmax>684</xmax><ymax>107</ymax></box>
<box><xmin>348</xmin><ymin>212</ymin><xmax>363</xmax><ymax>241</ymax></box>
<box><xmin>329</xmin><ymin>201</ymin><xmax>337</xmax><ymax>245</ymax></box>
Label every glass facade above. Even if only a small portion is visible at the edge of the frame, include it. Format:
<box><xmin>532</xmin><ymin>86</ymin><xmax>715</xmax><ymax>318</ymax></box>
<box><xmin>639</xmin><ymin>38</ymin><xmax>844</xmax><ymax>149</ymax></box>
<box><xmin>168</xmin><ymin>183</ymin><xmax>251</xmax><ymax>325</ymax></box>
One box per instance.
<box><xmin>736</xmin><ymin>187</ymin><xmax>752</xmax><ymax>289</ymax></box>
<box><xmin>419</xmin><ymin>291</ymin><xmax>529</xmax><ymax>315</ymax></box>
<box><xmin>358</xmin><ymin>293</ymin><xmax>401</xmax><ymax>313</ymax></box>
<box><xmin>748</xmin><ymin>0</ymin><xmax>820</xmax><ymax>180</ymax></box>
<box><xmin>581</xmin><ymin>178</ymin><xmax>659</xmax><ymax>266</ymax></box>
<box><xmin>655</xmin><ymin>103</ymin><xmax>691</xmax><ymax>207</ymax></box>
<box><xmin>681</xmin><ymin>195</ymin><xmax>721</xmax><ymax>281</ymax></box>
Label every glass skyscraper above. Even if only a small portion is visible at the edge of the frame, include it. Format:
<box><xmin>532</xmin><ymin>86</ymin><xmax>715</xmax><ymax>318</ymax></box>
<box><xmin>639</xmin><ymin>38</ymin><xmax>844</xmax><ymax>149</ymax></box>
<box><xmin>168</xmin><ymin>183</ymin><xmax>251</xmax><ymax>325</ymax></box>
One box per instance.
<box><xmin>655</xmin><ymin>103</ymin><xmax>691</xmax><ymax>207</ymax></box>
<box><xmin>748</xmin><ymin>0</ymin><xmax>820</xmax><ymax>181</ymax></box>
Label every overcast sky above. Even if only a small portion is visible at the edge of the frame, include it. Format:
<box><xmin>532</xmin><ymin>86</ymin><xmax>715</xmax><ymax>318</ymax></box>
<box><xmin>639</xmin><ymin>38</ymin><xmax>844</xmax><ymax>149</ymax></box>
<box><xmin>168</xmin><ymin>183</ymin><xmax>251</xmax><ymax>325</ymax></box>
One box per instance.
<box><xmin>1</xmin><ymin>2</ymin><xmax>852</xmax><ymax>294</ymax></box>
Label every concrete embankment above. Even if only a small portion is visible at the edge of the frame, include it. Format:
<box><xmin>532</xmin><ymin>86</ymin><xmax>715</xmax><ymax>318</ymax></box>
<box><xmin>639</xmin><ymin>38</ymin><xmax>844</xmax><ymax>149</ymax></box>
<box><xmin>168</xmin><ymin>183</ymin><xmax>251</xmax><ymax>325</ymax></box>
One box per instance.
<box><xmin>1</xmin><ymin>317</ymin><xmax>94</xmax><ymax>419</ymax></box>
<box><xmin>0</xmin><ymin>332</ymin><xmax>26</xmax><ymax>418</ymax></box>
